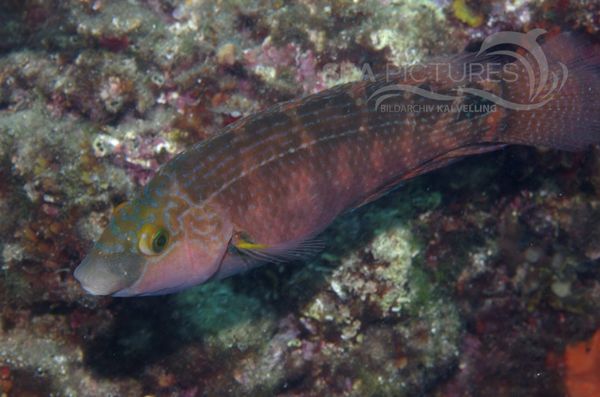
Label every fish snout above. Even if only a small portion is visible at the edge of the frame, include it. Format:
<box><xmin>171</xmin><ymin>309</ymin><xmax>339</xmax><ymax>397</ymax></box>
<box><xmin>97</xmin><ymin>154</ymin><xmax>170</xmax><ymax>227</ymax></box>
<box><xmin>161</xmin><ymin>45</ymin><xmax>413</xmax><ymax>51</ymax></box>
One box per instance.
<box><xmin>74</xmin><ymin>251</ymin><xmax>144</xmax><ymax>296</ymax></box>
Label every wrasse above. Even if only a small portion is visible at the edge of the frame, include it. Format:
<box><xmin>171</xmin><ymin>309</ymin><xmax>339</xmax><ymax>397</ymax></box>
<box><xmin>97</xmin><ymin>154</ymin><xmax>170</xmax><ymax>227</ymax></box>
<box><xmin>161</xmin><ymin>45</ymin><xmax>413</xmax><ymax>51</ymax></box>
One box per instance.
<box><xmin>75</xmin><ymin>31</ymin><xmax>600</xmax><ymax>296</ymax></box>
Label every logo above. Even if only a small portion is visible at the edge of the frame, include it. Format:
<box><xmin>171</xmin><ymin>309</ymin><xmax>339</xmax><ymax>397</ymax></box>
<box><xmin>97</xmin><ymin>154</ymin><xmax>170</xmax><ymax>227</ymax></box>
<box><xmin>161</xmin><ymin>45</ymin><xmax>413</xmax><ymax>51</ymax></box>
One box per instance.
<box><xmin>368</xmin><ymin>29</ymin><xmax>568</xmax><ymax>112</ymax></box>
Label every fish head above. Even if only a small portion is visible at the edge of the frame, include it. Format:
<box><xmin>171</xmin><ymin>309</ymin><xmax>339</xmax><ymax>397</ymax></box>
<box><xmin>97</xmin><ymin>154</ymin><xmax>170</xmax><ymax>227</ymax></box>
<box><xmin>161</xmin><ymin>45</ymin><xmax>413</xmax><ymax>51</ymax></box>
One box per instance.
<box><xmin>74</xmin><ymin>176</ymin><xmax>233</xmax><ymax>296</ymax></box>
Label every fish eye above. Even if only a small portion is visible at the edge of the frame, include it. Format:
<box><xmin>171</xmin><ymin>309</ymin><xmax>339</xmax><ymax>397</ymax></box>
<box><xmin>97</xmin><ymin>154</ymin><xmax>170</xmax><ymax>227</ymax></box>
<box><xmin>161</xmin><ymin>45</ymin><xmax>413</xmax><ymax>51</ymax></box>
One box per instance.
<box><xmin>138</xmin><ymin>224</ymin><xmax>169</xmax><ymax>255</ymax></box>
<box><xmin>152</xmin><ymin>230</ymin><xmax>169</xmax><ymax>253</ymax></box>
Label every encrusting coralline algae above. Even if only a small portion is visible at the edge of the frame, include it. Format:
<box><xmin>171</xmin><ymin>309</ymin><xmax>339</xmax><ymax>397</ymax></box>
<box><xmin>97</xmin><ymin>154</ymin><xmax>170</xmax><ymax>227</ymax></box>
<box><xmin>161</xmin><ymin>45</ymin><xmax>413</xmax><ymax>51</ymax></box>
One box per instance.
<box><xmin>1</xmin><ymin>0</ymin><xmax>600</xmax><ymax>396</ymax></box>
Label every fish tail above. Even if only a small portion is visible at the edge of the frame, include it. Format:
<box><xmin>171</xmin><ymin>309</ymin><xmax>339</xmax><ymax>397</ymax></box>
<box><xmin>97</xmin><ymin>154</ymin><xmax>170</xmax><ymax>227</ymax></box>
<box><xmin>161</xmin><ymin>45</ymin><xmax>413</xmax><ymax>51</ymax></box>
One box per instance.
<box><xmin>497</xmin><ymin>33</ymin><xmax>600</xmax><ymax>151</ymax></box>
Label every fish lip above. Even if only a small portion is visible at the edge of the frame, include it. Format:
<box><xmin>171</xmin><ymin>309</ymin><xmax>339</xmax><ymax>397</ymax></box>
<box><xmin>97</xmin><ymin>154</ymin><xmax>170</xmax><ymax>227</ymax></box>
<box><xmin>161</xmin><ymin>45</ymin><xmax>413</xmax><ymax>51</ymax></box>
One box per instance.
<box><xmin>74</xmin><ymin>250</ymin><xmax>144</xmax><ymax>296</ymax></box>
<box><xmin>76</xmin><ymin>276</ymin><xmax>115</xmax><ymax>295</ymax></box>
<box><xmin>74</xmin><ymin>264</ymin><xmax>117</xmax><ymax>295</ymax></box>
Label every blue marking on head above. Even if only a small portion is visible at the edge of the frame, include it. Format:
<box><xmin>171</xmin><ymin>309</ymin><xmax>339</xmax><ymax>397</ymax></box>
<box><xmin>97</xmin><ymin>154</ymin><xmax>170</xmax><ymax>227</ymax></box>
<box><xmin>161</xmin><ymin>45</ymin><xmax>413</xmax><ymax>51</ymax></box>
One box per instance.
<box><xmin>95</xmin><ymin>241</ymin><xmax>125</xmax><ymax>254</ymax></box>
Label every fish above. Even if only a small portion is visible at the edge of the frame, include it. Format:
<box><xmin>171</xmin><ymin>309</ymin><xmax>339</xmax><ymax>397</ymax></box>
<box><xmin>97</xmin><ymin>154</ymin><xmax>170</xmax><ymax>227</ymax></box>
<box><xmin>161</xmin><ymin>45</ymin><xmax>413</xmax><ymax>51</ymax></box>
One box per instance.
<box><xmin>74</xmin><ymin>31</ymin><xmax>600</xmax><ymax>296</ymax></box>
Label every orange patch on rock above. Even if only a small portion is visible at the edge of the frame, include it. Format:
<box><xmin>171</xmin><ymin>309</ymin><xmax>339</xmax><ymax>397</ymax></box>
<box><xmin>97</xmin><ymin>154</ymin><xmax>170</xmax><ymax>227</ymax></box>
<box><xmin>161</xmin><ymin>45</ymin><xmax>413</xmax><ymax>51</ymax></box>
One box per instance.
<box><xmin>565</xmin><ymin>330</ymin><xmax>600</xmax><ymax>397</ymax></box>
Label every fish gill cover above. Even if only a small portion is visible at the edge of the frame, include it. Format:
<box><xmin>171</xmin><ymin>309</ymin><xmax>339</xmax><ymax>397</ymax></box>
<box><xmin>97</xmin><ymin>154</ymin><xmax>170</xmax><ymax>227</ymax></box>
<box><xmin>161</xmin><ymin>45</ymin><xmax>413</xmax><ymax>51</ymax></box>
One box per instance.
<box><xmin>0</xmin><ymin>0</ymin><xmax>599</xmax><ymax>396</ymax></box>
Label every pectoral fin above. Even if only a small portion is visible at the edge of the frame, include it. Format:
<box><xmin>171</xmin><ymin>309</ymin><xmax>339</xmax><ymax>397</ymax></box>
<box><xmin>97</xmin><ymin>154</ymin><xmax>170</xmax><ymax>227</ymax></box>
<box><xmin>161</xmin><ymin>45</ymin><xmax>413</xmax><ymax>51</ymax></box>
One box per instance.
<box><xmin>230</xmin><ymin>231</ymin><xmax>325</xmax><ymax>265</ymax></box>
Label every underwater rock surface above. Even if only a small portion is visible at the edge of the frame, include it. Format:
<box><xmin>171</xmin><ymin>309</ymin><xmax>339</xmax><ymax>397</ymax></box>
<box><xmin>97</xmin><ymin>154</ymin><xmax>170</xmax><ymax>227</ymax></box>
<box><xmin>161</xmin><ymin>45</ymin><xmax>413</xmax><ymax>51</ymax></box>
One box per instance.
<box><xmin>0</xmin><ymin>0</ymin><xmax>599</xmax><ymax>396</ymax></box>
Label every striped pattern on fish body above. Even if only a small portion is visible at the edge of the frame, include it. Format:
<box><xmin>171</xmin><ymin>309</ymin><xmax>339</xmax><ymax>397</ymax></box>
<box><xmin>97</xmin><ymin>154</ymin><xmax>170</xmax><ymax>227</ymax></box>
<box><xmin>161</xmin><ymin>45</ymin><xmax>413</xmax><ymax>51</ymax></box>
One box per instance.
<box><xmin>164</xmin><ymin>78</ymin><xmax>503</xmax><ymax>241</ymax></box>
<box><xmin>74</xmin><ymin>34</ymin><xmax>600</xmax><ymax>296</ymax></box>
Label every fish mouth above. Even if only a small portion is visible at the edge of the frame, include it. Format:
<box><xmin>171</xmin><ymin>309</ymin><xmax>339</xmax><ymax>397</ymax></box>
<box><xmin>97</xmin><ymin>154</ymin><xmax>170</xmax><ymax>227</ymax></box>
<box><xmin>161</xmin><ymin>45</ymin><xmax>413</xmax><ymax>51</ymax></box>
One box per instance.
<box><xmin>74</xmin><ymin>250</ymin><xmax>144</xmax><ymax>296</ymax></box>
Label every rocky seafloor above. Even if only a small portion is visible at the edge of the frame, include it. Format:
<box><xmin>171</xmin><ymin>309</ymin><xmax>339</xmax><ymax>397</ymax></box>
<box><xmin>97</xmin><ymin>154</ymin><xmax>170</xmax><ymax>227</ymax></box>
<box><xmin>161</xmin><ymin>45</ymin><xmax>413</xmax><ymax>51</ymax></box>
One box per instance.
<box><xmin>0</xmin><ymin>0</ymin><xmax>599</xmax><ymax>396</ymax></box>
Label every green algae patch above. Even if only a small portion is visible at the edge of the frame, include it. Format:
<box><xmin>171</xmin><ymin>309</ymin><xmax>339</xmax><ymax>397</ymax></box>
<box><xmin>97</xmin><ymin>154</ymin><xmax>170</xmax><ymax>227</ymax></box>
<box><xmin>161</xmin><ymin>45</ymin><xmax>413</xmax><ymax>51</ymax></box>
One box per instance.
<box><xmin>173</xmin><ymin>281</ymin><xmax>276</xmax><ymax>353</ymax></box>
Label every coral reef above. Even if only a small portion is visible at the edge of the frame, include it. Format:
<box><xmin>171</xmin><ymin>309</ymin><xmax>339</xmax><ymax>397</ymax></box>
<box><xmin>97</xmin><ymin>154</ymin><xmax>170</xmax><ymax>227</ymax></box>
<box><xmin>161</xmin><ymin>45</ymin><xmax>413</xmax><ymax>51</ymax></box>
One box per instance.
<box><xmin>0</xmin><ymin>0</ymin><xmax>599</xmax><ymax>396</ymax></box>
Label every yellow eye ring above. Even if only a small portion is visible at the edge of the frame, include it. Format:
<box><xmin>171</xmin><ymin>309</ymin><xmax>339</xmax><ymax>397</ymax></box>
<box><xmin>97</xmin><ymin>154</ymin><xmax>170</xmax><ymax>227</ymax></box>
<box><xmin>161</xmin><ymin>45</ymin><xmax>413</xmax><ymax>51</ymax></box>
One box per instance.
<box><xmin>138</xmin><ymin>224</ymin><xmax>169</xmax><ymax>256</ymax></box>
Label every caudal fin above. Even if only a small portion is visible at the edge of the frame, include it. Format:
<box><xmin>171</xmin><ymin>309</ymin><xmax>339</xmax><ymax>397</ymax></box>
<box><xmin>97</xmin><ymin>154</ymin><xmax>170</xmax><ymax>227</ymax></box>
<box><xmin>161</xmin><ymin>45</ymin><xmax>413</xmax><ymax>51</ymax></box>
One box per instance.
<box><xmin>499</xmin><ymin>32</ymin><xmax>600</xmax><ymax>151</ymax></box>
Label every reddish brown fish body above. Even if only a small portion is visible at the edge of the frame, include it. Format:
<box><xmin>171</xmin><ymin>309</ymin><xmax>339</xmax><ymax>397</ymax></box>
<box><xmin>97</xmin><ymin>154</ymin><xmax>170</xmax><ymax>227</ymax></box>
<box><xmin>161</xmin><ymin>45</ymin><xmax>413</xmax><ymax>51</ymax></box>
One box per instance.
<box><xmin>74</xmin><ymin>32</ymin><xmax>600</xmax><ymax>296</ymax></box>
<box><xmin>171</xmin><ymin>72</ymin><xmax>506</xmax><ymax>245</ymax></box>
